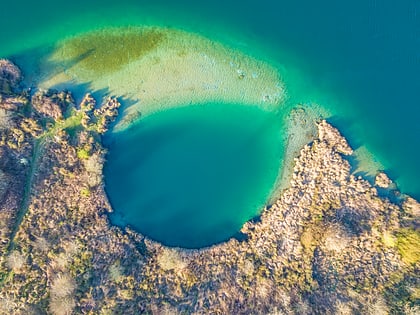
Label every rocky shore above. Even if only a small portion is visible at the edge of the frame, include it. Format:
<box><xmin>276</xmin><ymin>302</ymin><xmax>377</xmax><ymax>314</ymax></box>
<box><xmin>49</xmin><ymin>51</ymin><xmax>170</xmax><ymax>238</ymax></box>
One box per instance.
<box><xmin>0</xmin><ymin>60</ymin><xmax>419</xmax><ymax>314</ymax></box>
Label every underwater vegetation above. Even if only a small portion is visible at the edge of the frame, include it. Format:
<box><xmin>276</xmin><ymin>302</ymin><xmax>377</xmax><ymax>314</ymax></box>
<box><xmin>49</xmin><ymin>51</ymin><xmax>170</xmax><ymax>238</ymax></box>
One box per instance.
<box><xmin>55</xmin><ymin>27</ymin><xmax>167</xmax><ymax>75</ymax></box>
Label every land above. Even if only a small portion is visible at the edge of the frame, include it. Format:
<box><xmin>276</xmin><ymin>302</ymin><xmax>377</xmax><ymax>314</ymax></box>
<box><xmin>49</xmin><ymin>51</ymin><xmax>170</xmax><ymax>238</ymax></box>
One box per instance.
<box><xmin>0</xmin><ymin>60</ymin><xmax>419</xmax><ymax>314</ymax></box>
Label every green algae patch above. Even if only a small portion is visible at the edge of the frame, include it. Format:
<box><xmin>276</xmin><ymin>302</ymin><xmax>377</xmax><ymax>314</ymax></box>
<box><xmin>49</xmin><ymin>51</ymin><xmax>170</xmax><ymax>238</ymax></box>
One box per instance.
<box><xmin>56</xmin><ymin>28</ymin><xmax>166</xmax><ymax>76</ymax></box>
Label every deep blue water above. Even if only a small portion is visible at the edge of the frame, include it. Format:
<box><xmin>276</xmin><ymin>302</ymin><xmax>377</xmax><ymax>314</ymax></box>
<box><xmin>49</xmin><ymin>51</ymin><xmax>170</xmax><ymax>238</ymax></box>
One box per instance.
<box><xmin>103</xmin><ymin>104</ymin><xmax>284</xmax><ymax>248</ymax></box>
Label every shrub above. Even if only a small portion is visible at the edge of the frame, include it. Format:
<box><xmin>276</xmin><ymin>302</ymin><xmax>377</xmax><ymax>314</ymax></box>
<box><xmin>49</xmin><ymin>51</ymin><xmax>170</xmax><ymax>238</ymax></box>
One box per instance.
<box><xmin>396</xmin><ymin>228</ymin><xmax>420</xmax><ymax>265</ymax></box>
<box><xmin>0</xmin><ymin>59</ymin><xmax>22</xmax><ymax>88</ymax></box>
<box><xmin>0</xmin><ymin>169</ymin><xmax>8</xmax><ymax>201</ymax></box>
<box><xmin>80</xmin><ymin>187</ymin><xmax>91</xmax><ymax>198</ymax></box>
<box><xmin>84</xmin><ymin>153</ymin><xmax>104</xmax><ymax>187</ymax></box>
<box><xmin>49</xmin><ymin>296</ymin><xmax>75</xmax><ymax>315</ymax></box>
<box><xmin>0</xmin><ymin>109</ymin><xmax>13</xmax><ymax>130</ymax></box>
<box><xmin>6</xmin><ymin>250</ymin><xmax>25</xmax><ymax>273</ymax></box>
<box><xmin>382</xmin><ymin>230</ymin><xmax>396</xmax><ymax>248</ymax></box>
<box><xmin>49</xmin><ymin>273</ymin><xmax>76</xmax><ymax>315</ymax></box>
<box><xmin>300</xmin><ymin>228</ymin><xmax>314</xmax><ymax>250</ymax></box>
<box><xmin>157</xmin><ymin>248</ymin><xmax>187</xmax><ymax>271</ymax></box>
<box><xmin>109</xmin><ymin>261</ymin><xmax>123</xmax><ymax>282</ymax></box>
<box><xmin>51</xmin><ymin>273</ymin><xmax>76</xmax><ymax>298</ymax></box>
<box><xmin>76</xmin><ymin>148</ymin><xmax>90</xmax><ymax>160</ymax></box>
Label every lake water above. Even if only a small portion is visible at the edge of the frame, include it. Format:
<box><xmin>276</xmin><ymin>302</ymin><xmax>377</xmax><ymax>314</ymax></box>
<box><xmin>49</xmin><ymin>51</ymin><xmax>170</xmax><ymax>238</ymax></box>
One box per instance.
<box><xmin>103</xmin><ymin>104</ymin><xmax>284</xmax><ymax>248</ymax></box>
<box><xmin>1</xmin><ymin>0</ymin><xmax>418</xmax><ymax>247</ymax></box>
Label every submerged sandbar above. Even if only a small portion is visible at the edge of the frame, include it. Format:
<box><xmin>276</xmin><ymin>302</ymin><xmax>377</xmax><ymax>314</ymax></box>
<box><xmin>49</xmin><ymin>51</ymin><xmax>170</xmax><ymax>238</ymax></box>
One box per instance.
<box><xmin>38</xmin><ymin>27</ymin><xmax>285</xmax><ymax>129</ymax></box>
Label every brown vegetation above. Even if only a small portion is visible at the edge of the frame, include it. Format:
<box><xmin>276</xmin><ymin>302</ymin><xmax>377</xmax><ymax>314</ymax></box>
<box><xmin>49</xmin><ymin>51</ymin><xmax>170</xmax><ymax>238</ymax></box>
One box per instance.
<box><xmin>0</xmin><ymin>59</ymin><xmax>22</xmax><ymax>94</ymax></box>
<box><xmin>0</xmin><ymin>60</ymin><xmax>418</xmax><ymax>314</ymax></box>
<box><xmin>31</xmin><ymin>90</ymin><xmax>74</xmax><ymax>120</ymax></box>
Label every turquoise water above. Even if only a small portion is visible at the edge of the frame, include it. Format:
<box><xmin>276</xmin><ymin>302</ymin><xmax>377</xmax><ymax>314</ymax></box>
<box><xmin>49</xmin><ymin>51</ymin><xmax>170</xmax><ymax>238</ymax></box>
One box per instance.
<box><xmin>1</xmin><ymin>1</ymin><xmax>419</xmax><ymax>246</ymax></box>
<box><xmin>103</xmin><ymin>104</ymin><xmax>284</xmax><ymax>248</ymax></box>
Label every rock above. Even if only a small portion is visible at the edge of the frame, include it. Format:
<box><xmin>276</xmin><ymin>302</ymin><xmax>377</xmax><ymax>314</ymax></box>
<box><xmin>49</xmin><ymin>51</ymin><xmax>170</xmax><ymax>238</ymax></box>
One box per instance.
<box><xmin>375</xmin><ymin>172</ymin><xmax>392</xmax><ymax>188</ymax></box>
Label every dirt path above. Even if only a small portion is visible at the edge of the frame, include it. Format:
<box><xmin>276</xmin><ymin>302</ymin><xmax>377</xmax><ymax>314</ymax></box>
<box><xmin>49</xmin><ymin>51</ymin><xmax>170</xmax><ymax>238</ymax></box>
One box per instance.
<box><xmin>6</xmin><ymin>138</ymin><xmax>44</xmax><ymax>252</ymax></box>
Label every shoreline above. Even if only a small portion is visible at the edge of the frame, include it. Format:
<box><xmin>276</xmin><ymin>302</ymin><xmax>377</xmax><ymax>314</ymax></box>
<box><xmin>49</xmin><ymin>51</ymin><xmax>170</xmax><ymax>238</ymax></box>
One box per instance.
<box><xmin>1</xmin><ymin>60</ymin><xmax>419</xmax><ymax>313</ymax></box>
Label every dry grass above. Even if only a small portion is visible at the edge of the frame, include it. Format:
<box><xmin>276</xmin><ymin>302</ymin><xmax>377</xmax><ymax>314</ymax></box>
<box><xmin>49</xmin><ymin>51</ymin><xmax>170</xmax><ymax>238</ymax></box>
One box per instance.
<box><xmin>0</xmin><ymin>295</ymin><xmax>16</xmax><ymax>313</ymax></box>
<box><xmin>335</xmin><ymin>301</ymin><xmax>353</xmax><ymax>315</ymax></box>
<box><xmin>49</xmin><ymin>273</ymin><xmax>76</xmax><ymax>315</ymax></box>
<box><xmin>366</xmin><ymin>296</ymin><xmax>389</xmax><ymax>315</ymax></box>
<box><xmin>157</xmin><ymin>248</ymin><xmax>187</xmax><ymax>271</ymax></box>
<box><xmin>109</xmin><ymin>261</ymin><xmax>124</xmax><ymax>282</ymax></box>
<box><xmin>62</xmin><ymin>240</ymin><xmax>79</xmax><ymax>257</ymax></box>
<box><xmin>324</xmin><ymin>224</ymin><xmax>350</xmax><ymax>252</ymax></box>
<box><xmin>50</xmin><ymin>273</ymin><xmax>76</xmax><ymax>298</ymax></box>
<box><xmin>50</xmin><ymin>253</ymin><xmax>70</xmax><ymax>272</ymax></box>
<box><xmin>49</xmin><ymin>296</ymin><xmax>76</xmax><ymax>315</ymax></box>
<box><xmin>255</xmin><ymin>276</ymin><xmax>273</xmax><ymax>300</ymax></box>
<box><xmin>84</xmin><ymin>153</ymin><xmax>104</xmax><ymax>187</ymax></box>
<box><xmin>242</xmin><ymin>259</ymin><xmax>255</xmax><ymax>276</ymax></box>
<box><xmin>396</xmin><ymin>228</ymin><xmax>420</xmax><ymax>265</ymax></box>
<box><xmin>0</xmin><ymin>108</ymin><xmax>14</xmax><ymax>130</ymax></box>
<box><xmin>404</xmin><ymin>304</ymin><xmax>420</xmax><ymax>315</ymax></box>
<box><xmin>6</xmin><ymin>250</ymin><xmax>25</xmax><ymax>273</ymax></box>
<box><xmin>33</xmin><ymin>236</ymin><xmax>50</xmax><ymax>252</ymax></box>
<box><xmin>84</xmin><ymin>153</ymin><xmax>103</xmax><ymax>173</ymax></box>
<box><xmin>382</xmin><ymin>230</ymin><xmax>396</xmax><ymax>248</ymax></box>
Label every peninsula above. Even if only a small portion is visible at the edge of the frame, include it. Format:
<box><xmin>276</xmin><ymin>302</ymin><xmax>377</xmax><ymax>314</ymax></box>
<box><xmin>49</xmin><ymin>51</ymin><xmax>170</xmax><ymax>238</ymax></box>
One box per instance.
<box><xmin>0</xmin><ymin>59</ymin><xmax>419</xmax><ymax>315</ymax></box>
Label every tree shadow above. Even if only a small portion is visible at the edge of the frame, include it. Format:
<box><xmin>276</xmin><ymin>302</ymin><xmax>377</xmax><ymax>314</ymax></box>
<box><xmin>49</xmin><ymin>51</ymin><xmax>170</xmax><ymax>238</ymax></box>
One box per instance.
<box><xmin>10</xmin><ymin>44</ymin><xmax>95</xmax><ymax>88</ymax></box>
<box><xmin>10</xmin><ymin>43</ymin><xmax>144</xmax><ymax>128</ymax></box>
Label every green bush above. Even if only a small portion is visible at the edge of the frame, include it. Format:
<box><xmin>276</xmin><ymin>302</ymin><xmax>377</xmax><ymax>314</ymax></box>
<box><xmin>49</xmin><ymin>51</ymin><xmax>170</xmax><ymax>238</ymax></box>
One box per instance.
<box><xmin>77</xmin><ymin>148</ymin><xmax>90</xmax><ymax>160</ymax></box>
<box><xmin>80</xmin><ymin>188</ymin><xmax>91</xmax><ymax>198</ymax></box>
<box><xmin>396</xmin><ymin>228</ymin><xmax>420</xmax><ymax>265</ymax></box>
